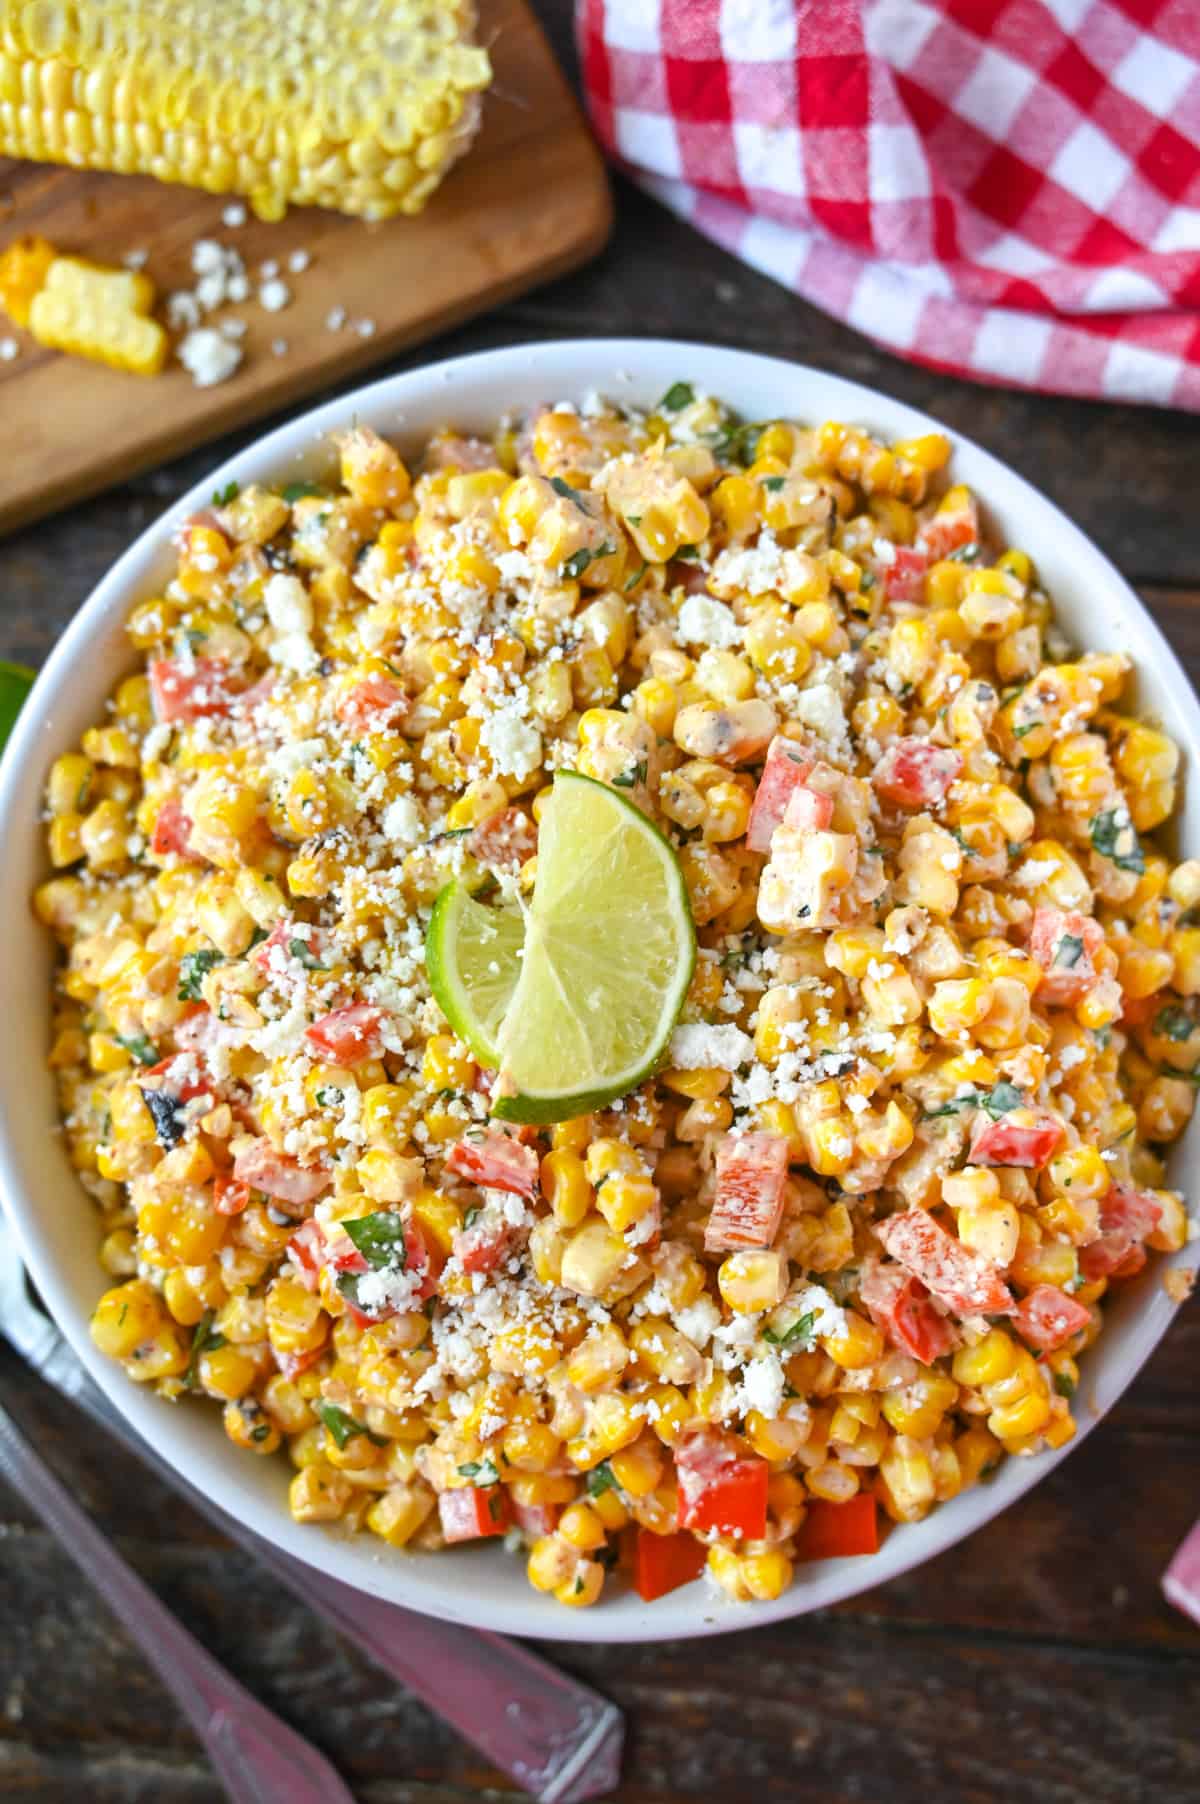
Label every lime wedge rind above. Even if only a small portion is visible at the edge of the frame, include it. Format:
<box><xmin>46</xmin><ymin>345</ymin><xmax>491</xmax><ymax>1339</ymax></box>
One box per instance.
<box><xmin>425</xmin><ymin>880</ymin><xmax>524</xmax><ymax>1067</ymax></box>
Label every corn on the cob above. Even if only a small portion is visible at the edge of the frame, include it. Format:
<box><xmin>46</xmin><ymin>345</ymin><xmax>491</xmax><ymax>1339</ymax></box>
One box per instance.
<box><xmin>18</xmin><ymin>248</ymin><xmax>168</xmax><ymax>374</ymax></box>
<box><xmin>0</xmin><ymin>1</ymin><xmax>492</xmax><ymax>221</ymax></box>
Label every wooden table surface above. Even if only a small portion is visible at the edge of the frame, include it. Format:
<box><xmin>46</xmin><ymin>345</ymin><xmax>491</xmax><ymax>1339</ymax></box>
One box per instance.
<box><xmin>2</xmin><ymin>8</ymin><xmax>1198</xmax><ymax>1800</ymax></box>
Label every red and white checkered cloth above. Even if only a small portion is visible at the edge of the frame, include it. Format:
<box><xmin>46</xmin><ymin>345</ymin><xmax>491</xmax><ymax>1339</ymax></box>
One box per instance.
<box><xmin>578</xmin><ymin>0</ymin><xmax>1200</xmax><ymax>409</ymax></box>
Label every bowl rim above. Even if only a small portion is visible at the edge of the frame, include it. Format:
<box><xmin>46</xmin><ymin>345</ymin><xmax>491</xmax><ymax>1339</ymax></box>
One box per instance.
<box><xmin>0</xmin><ymin>335</ymin><xmax>1195</xmax><ymax>1644</ymax></box>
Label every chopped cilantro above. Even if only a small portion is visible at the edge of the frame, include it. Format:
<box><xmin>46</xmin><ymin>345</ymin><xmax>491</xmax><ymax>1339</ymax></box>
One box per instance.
<box><xmin>1055</xmin><ymin>933</ymin><xmax>1085</xmax><ymax>969</ymax></box>
<box><xmin>177</xmin><ymin>947</ymin><xmax>223</xmax><ymax>1002</ymax></box>
<box><xmin>342</xmin><ymin>1210</ymin><xmax>408</xmax><ymax>1270</ymax></box>
<box><xmin>612</xmin><ymin>758</ymin><xmax>649</xmax><ymax>790</ymax></box>
<box><xmin>116</xmin><ymin>1033</ymin><xmax>157</xmax><ymax>1067</ymax></box>
<box><xmin>858</xmin><ymin>570</ymin><xmax>875</xmax><ymax>591</ymax></box>
<box><xmin>288</xmin><ymin>937</ymin><xmax>328</xmax><ymax>971</ymax></box>
<box><xmin>586</xmin><ymin>1460</ymin><xmax>620</xmax><ymax>1498</ymax></box>
<box><xmin>211</xmin><ymin>480</ymin><xmax>240</xmax><ymax>506</ymax></box>
<box><xmin>1053</xmin><ymin>1372</ymin><xmax>1076</xmax><ymax>1399</ymax></box>
<box><xmin>314</xmin><ymin>1086</ymin><xmax>342</xmax><ymax>1107</ymax></box>
<box><xmin>659</xmin><ymin>380</ymin><xmax>695</xmax><ymax>411</ymax></box>
<box><xmin>1012</xmin><ymin>721</ymin><xmax>1037</xmax><ymax>739</ymax></box>
<box><xmin>981</xmin><ymin>1080</ymin><xmax>1024</xmax><ymax>1116</ymax></box>
<box><xmin>185</xmin><ymin>1312</ymin><xmax>226</xmax><ymax>1390</ymax></box>
<box><xmin>624</xmin><ymin>560</ymin><xmax>648</xmax><ymax>592</ymax></box>
<box><xmin>946</xmin><ymin>540</ymin><xmax>980</xmax><ymax>562</ymax></box>
<box><xmin>1154</xmin><ymin>1005</ymin><xmax>1195</xmax><ymax>1043</ymax></box>
<box><xmin>673</xmin><ymin>543</ymin><xmax>702</xmax><ymax>561</ymax></box>
<box><xmin>562</xmin><ymin>541</ymin><xmax>615</xmax><ymax>580</ymax></box>
<box><xmin>762</xmin><ymin>1309</ymin><xmax>817</xmax><ymax>1350</ymax></box>
<box><xmin>1089</xmin><ymin>808</ymin><xmax>1144</xmax><ymax>874</ymax></box>
<box><xmin>315</xmin><ymin>1400</ymin><xmax>387</xmax><ymax>1450</ymax></box>
<box><xmin>281</xmin><ymin>480</ymin><xmax>323</xmax><ymax>502</ymax></box>
<box><xmin>458</xmin><ymin>1457</ymin><xmax>501</xmax><ymax>1486</ymax></box>
<box><xmin>761</xmin><ymin>475</ymin><xmax>786</xmax><ymax>492</ymax></box>
<box><xmin>549</xmin><ymin>475</ymin><xmax>590</xmax><ymax>508</ymax></box>
<box><xmin>250</xmin><ymin>1423</ymin><xmax>272</xmax><ymax>1444</ymax></box>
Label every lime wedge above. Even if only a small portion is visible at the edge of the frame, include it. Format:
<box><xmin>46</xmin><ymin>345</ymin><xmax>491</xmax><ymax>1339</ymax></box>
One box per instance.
<box><xmin>426</xmin><ymin>771</ymin><xmax>696</xmax><ymax>1124</ymax></box>
<box><xmin>0</xmin><ymin>661</ymin><xmax>34</xmax><ymax>750</ymax></box>
<box><xmin>426</xmin><ymin>880</ymin><xmax>525</xmax><ymax>1066</ymax></box>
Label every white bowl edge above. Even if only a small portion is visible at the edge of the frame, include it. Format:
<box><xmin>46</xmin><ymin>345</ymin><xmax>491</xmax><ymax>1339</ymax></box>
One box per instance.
<box><xmin>0</xmin><ymin>337</ymin><xmax>1196</xmax><ymax>1644</ymax></box>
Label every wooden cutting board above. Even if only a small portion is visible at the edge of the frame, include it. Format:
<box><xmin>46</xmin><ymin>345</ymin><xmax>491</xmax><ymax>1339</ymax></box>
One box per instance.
<box><xmin>0</xmin><ymin>0</ymin><xmax>611</xmax><ymax>535</ymax></box>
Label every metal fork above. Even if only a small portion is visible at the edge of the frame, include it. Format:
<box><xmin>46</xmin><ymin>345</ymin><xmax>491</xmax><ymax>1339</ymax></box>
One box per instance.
<box><xmin>0</xmin><ymin>1216</ymin><xmax>624</xmax><ymax>1803</ymax></box>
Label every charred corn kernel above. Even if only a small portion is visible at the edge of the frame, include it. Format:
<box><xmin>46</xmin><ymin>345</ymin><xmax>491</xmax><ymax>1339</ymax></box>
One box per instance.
<box><xmin>502</xmin><ymin>1416</ymin><xmax>561</xmax><ymax>1473</ymax></box>
<box><xmin>196</xmin><ymin>1342</ymin><xmax>260</xmax><ymax>1401</ymax></box>
<box><xmin>630</xmin><ymin>1318</ymin><xmax>704</xmax><ymax>1386</ymax></box>
<box><xmin>565</xmin><ymin>1324</ymin><xmax>629</xmax><ymax>1393</ymax></box>
<box><xmin>990</xmin><ymin>1390</ymin><xmax>1052</xmax><ymax>1441</ymax></box>
<box><xmin>122</xmin><ymin>1321</ymin><xmax>190</xmax><ymax>1382</ymax></box>
<box><xmin>527</xmin><ymin>1534</ymin><xmax>577</xmax><ymax>1592</ymax></box>
<box><xmin>420</xmin><ymin>1034</ymin><xmax>475</xmax><ymax>1092</ymax></box>
<box><xmin>162</xmin><ymin>1270</ymin><xmax>208</xmax><ymax>1327</ymax></box>
<box><xmin>289</xmin><ymin>1464</ymin><xmax>352</xmax><ymax>1524</ymax></box>
<box><xmin>1046</xmin><ymin>1144</ymin><xmax>1111</xmax><ymax>1202</ymax></box>
<box><xmin>555</xmin><ymin>1558</ymin><xmax>605</xmax><ymax>1608</ymax></box>
<box><xmin>953</xmin><ymin>1329</ymin><xmax>1018</xmax><ymax>1389</ymax></box>
<box><xmin>558</xmin><ymin>1501</ymin><xmax>608</xmax><ymax>1551</ymax></box>
<box><xmin>46</xmin><ymin>753</ymin><xmax>93</xmax><ymax>818</ymax></box>
<box><xmin>881</xmin><ymin>1374</ymin><xmax>958</xmax><ymax>1439</ymax></box>
<box><xmin>879</xmin><ymin>1436</ymin><xmax>936</xmax><ymax>1522</ymax></box>
<box><xmin>739</xmin><ymin>1549</ymin><xmax>794</xmax><ymax>1601</ymax></box>
<box><xmin>90</xmin><ymin>1280</ymin><xmax>160</xmax><ymax>1358</ymax></box>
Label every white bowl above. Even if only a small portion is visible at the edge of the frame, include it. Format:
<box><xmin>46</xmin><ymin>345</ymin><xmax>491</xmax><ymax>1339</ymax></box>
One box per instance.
<box><xmin>1</xmin><ymin>339</ymin><xmax>1195</xmax><ymax>1643</ymax></box>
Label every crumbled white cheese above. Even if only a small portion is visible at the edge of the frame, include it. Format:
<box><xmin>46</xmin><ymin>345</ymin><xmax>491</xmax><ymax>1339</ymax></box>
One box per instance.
<box><xmin>794</xmin><ymin>1283</ymin><xmax>847</xmax><ymax>1340</ymax></box>
<box><xmin>677</xmin><ymin>595</ymin><xmax>740</xmax><ymax>649</ymax></box>
<box><xmin>788</xmin><ymin>683</ymin><xmax>848</xmax><ymax>751</ymax></box>
<box><xmin>288</xmin><ymin>250</ymin><xmax>311</xmax><ymax>274</ymax></box>
<box><xmin>668</xmin><ymin>1022</ymin><xmax>753</xmax><ymax>1072</ymax></box>
<box><xmin>480</xmin><ymin>710</ymin><xmax>542</xmax><ymax>780</ymax></box>
<box><xmin>0</xmin><ymin>337</ymin><xmax>18</xmax><ymax>362</ymax></box>
<box><xmin>177</xmin><ymin>328</ymin><xmax>242</xmax><ymax>388</ymax></box>
<box><xmin>264</xmin><ymin>573</ymin><xmax>313</xmax><ymax>637</ymax></box>
<box><xmin>381</xmin><ymin>796</ymin><xmax>424</xmax><ymax>846</ymax></box>
<box><xmin>221</xmin><ymin>202</ymin><xmax>248</xmax><ymax>228</ymax></box>
<box><xmin>259</xmin><ymin>278</ymin><xmax>292</xmax><ymax>313</ymax></box>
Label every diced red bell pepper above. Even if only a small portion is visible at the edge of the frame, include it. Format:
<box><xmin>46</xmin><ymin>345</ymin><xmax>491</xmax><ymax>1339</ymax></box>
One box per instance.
<box><xmin>968</xmin><ymin>1108</ymin><xmax>1064</xmax><ymax>1170</ymax></box>
<box><xmin>917</xmin><ymin>496</ymin><xmax>979</xmax><ymax>563</ymax></box>
<box><xmin>151</xmin><ymin>796</ymin><xmax>200</xmax><ymax>860</ymax></box>
<box><xmin>335</xmin><ymin>674</ymin><xmax>408</xmax><ymax>734</ymax></box>
<box><xmin>275</xmin><ymin>1344</ymin><xmax>325</xmax><ymax>1381</ymax></box>
<box><xmin>880</xmin><ymin>544</ymin><xmax>928</xmax><ymax>604</ymax></box>
<box><xmin>304</xmin><ymin>1003</ymin><xmax>384</xmax><ymax>1066</ymax></box>
<box><xmin>875</xmin><ymin>1209</ymin><xmax>1014</xmax><ymax>1316</ymax></box>
<box><xmin>873</xmin><ymin>737</ymin><xmax>962</xmax><ymax>811</ymax></box>
<box><xmin>446</xmin><ymin>1131</ymin><xmax>539</xmax><ymax>1198</ymax></box>
<box><xmin>149</xmin><ymin>656</ymin><xmax>240</xmax><ymax>724</ymax></box>
<box><xmin>452</xmin><ymin>1209</ymin><xmax>520</xmax><ymax>1275</ymax></box>
<box><xmin>143</xmin><ymin>1052</ymin><xmax>213</xmax><ymax>1104</ymax></box>
<box><xmin>781</xmin><ymin>782</ymin><xmax>834</xmax><ymax>832</ymax></box>
<box><xmin>675</xmin><ymin>1429</ymin><xmax>769</xmax><ymax>1539</ymax></box>
<box><xmin>212</xmin><ymin>1172</ymin><xmax>251</xmax><ymax>1216</ymax></box>
<box><xmin>1079</xmin><ymin>1183</ymin><xmax>1163</xmax><ymax>1281</ymax></box>
<box><xmin>1120</xmin><ymin>992</ymin><xmax>1157</xmax><ymax>1028</ymax></box>
<box><xmin>705</xmin><ymin>1133</ymin><xmax>789</xmax><ymax>1253</ymax></box>
<box><xmin>746</xmin><ymin>737</ymin><xmax>813</xmax><ymax>852</ymax></box>
<box><xmin>859</xmin><ymin>1262</ymin><xmax>955</xmax><ymax>1365</ymax></box>
<box><xmin>1109</xmin><ymin>1243</ymin><xmax>1148</xmax><ymax>1280</ymax></box>
<box><xmin>511</xmin><ymin>1500</ymin><xmax>561</xmax><ymax>1539</ymax></box>
<box><xmin>1011</xmin><ymin>1284</ymin><xmax>1092</xmax><ymax>1352</ymax></box>
<box><xmin>438</xmin><ymin>1485</ymin><xmax>512</xmax><ymax>1542</ymax></box>
<box><xmin>467</xmin><ymin>806</ymin><xmax>538</xmax><ymax>872</ymax></box>
<box><xmin>232</xmin><ymin>1138</ymin><xmax>331</xmax><ymax>1207</ymax></box>
<box><xmin>633</xmin><ymin>1528</ymin><xmax>707</xmax><ymax>1602</ymax></box>
<box><xmin>288</xmin><ymin>1219</ymin><xmax>327</xmax><ymax>1291</ymax></box>
<box><xmin>794</xmin><ymin>1493</ymin><xmax>879</xmax><ymax>1562</ymax></box>
<box><xmin>1028</xmin><ymin>908</ymin><xmax>1104</xmax><ymax>1006</ymax></box>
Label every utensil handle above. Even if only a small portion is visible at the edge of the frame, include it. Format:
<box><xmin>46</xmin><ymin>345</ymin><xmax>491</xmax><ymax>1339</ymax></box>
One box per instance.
<box><xmin>25</xmin><ymin>1347</ymin><xmax>623</xmax><ymax>1802</ymax></box>
<box><xmin>0</xmin><ymin>1403</ymin><xmax>354</xmax><ymax>1804</ymax></box>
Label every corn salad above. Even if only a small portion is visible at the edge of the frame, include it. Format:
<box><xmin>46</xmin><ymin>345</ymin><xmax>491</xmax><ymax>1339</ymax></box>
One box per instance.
<box><xmin>40</xmin><ymin>384</ymin><xmax>1196</xmax><ymax>1610</ymax></box>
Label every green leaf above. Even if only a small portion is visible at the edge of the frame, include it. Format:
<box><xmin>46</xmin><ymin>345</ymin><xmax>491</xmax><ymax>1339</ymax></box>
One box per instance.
<box><xmin>211</xmin><ymin>480</ymin><xmax>240</xmax><ymax>506</ymax></box>
<box><xmin>586</xmin><ymin>1460</ymin><xmax>620</xmax><ymax>1498</ymax></box>
<box><xmin>177</xmin><ymin>948</ymin><xmax>223</xmax><ymax>1002</ymax></box>
<box><xmin>562</xmin><ymin>541</ymin><xmax>615</xmax><ymax>581</ymax></box>
<box><xmin>624</xmin><ymin>560</ymin><xmax>648</xmax><ymax>592</ymax></box>
<box><xmin>1089</xmin><ymin>808</ymin><xmax>1144</xmax><ymax>875</ymax></box>
<box><xmin>185</xmin><ymin>1312</ymin><xmax>226</xmax><ymax>1390</ymax></box>
<box><xmin>659</xmin><ymin>381</ymin><xmax>695</xmax><ymax>412</ymax></box>
<box><xmin>1053</xmin><ymin>1372</ymin><xmax>1076</xmax><ymax>1399</ymax></box>
<box><xmin>981</xmin><ymin>1081</ymin><xmax>1025</xmax><ymax>1117</ymax></box>
<box><xmin>342</xmin><ymin>1211</ymin><xmax>408</xmax><ymax>1270</ymax></box>
<box><xmin>673</xmin><ymin>543</ymin><xmax>702</xmax><ymax>561</ymax></box>
<box><xmin>611</xmin><ymin>758</ymin><xmax>648</xmax><ymax>790</ymax></box>
<box><xmin>1154</xmin><ymin>1005</ymin><xmax>1196</xmax><ymax>1043</ymax></box>
<box><xmin>923</xmin><ymin>1091</ymin><xmax>979</xmax><ymax>1120</ymax></box>
<box><xmin>761</xmin><ymin>475</ymin><xmax>786</xmax><ymax>492</ymax></box>
<box><xmin>549</xmin><ymin>475</ymin><xmax>590</xmax><ymax>508</ymax></box>
<box><xmin>946</xmin><ymin>540</ymin><xmax>979</xmax><ymax>563</ymax></box>
<box><xmin>762</xmin><ymin>1309</ymin><xmax>818</xmax><ymax>1351</ymax></box>
<box><xmin>116</xmin><ymin>1033</ymin><xmax>158</xmax><ymax>1068</ymax></box>
<box><xmin>288</xmin><ymin>937</ymin><xmax>328</xmax><ymax>971</ymax></box>
<box><xmin>282</xmin><ymin>481</ymin><xmax>323</xmax><ymax>503</ymax></box>
<box><xmin>457</xmin><ymin>1457</ymin><xmax>501</xmax><ymax>1486</ymax></box>
<box><xmin>314</xmin><ymin>1399</ymin><xmax>386</xmax><ymax>1450</ymax></box>
<box><xmin>1055</xmin><ymin>933</ymin><xmax>1085</xmax><ymax>969</ymax></box>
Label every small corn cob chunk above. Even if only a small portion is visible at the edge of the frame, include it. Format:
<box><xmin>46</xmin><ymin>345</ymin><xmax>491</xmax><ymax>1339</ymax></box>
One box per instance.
<box><xmin>0</xmin><ymin>1</ymin><xmax>492</xmax><ymax>223</ymax></box>
<box><xmin>17</xmin><ymin>253</ymin><xmax>168</xmax><ymax>375</ymax></box>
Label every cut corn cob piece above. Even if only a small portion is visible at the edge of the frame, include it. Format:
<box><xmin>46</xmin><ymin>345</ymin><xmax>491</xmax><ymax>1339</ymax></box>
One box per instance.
<box><xmin>0</xmin><ymin>0</ymin><xmax>492</xmax><ymax>222</ymax></box>
<box><xmin>25</xmin><ymin>254</ymin><xmax>168</xmax><ymax>375</ymax></box>
<box><xmin>0</xmin><ymin>232</ymin><xmax>56</xmax><ymax>325</ymax></box>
